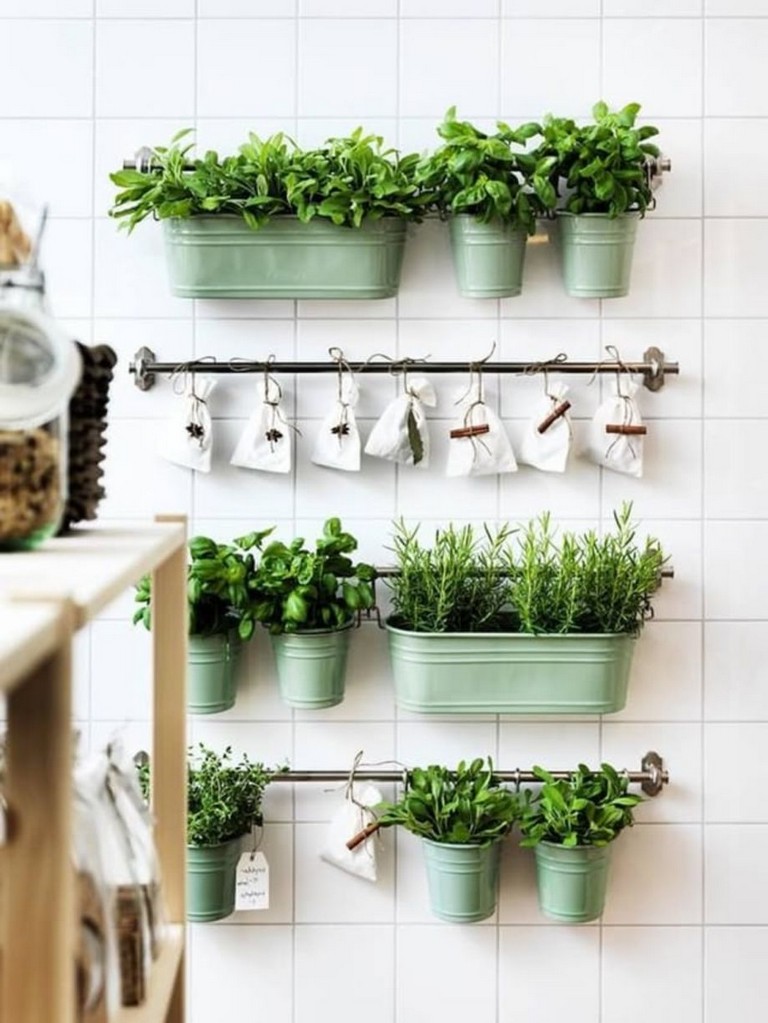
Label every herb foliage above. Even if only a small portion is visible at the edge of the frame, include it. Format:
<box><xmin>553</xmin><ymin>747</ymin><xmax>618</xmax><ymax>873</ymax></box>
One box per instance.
<box><xmin>387</xmin><ymin>503</ymin><xmax>665</xmax><ymax>636</ymax></box>
<box><xmin>532</xmin><ymin>101</ymin><xmax>661</xmax><ymax>217</ymax></box>
<box><xmin>518</xmin><ymin>763</ymin><xmax>643</xmax><ymax>848</ymax></box>
<box><xmin>376</xmin><ymin>758</ymin><xmax>519</xmax><ymax>845</ymax></box>
<box><xmin>416</xmin><ymin>107</ymin><xmax>552</xmax><ymax>232</ymax></box>
<box><xmin>251</xmin><ymin>517</ymin><xmax>375</xmax><ymax>635</ymax></box>
<box><xmin>110</xmin><ymin>128</ymin><xmax>429</xmax><ymax>231</ymax></box>
<box><xmin>133</xmin><ymin>530</ymin><xmax>273</xmax><ymax>641</ymax></box>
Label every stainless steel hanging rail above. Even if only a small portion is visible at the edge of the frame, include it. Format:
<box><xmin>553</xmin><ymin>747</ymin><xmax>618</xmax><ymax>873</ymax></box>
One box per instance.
<box><xmin>129</xmin><ymin>345</ymin><xmax>678</xmax><ymax>393</ymax></box>
<box><xmin>267</xmin><ymin>752</ymin><xmax>668</xmax><ymax>797</ymax></box>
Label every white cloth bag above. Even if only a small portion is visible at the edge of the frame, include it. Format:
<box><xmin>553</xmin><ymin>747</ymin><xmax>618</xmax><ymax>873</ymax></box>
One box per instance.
<box><xmin>364</xmin><ymin>376</ymin><xmax>436</xmax><ymax>468</ymax></box>
<box><xmin>588</xmin><ymin>377</ymin><xmax>644</xmax><ymax>478</ymax></box>
<box><xmin>320</xmin><ymin>782</ymin><xmax>383</xmax><ymax>882</ymax></box>
<box><xmin>447</xmin><ymin>383</ymin><xmax>517</xmax><ymax>477</ymax></box>
<box><xmin>230</xmin><ymin>377</ymin><xmax>292</xmax><ymax>474</ymax></box>
<box><xmin>158</xmin><ymin>375</ymin><xmax>215</xmax><ymax>473</ymax></box>
<box><xmin>311</xmin><ymin>375</ymin><xmax>361</xmax><ymax>472</ymax></box>
<box><xmin>519</xmin><ymin>382</ymin><xmax>572</xmax><ymax>474</ymax></box>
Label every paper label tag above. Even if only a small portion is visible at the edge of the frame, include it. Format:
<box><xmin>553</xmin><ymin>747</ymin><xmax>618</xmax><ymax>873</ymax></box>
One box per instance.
<box><xmin>235</xmin><ymin>851</ymin><xmax>269</xmax><ymax>911</ymax></box>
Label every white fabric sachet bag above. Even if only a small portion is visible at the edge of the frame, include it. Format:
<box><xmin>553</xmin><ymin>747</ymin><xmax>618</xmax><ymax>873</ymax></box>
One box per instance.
<box><xmin>231</xmin><ymin>376</ymin><xmax>292</xmax><ymax>474</ymax></box>
<box><xmin>587</xmin><ymin>376</ymin><xmax>645</xmax><ymax>478</ymax></box>
<box><xmin>320</xmin><ymin>782</ymin><xmax>383</xmax><ymax>882</ymax></box>
<box><xmin>519</xmin><ymin>381</ymin><xmax>572</xmax><ymax>474</ymax></box>
<box><xmin>312</xmin><ymin>374</ymin><xmax>361</xmax><ymax>472</ymax></box>
<box><xmin>447</xmin><ymin>381</ymin><xmax>517</xmax><ymax>478</ymax></box>
<box><xmin>158</xmin><ymin>375</ymin><xmax>215</xmax><ymax>473</ymax></box>
<box><xmin>364</xmin><ymin>375</ymin><xmax>436</xmax><ymax>468</ymax></box>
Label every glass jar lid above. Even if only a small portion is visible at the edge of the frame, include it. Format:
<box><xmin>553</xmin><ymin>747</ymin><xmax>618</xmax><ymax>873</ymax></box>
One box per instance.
<box><xmin>0</xmin><ymin>279</ymin><xmax>81</xmax><ymax>429</ymax></box>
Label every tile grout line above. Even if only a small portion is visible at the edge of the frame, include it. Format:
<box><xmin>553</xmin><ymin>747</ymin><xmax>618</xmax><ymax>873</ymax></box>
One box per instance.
<box><xmin>700</xmin><ymin>8</ymin><xmax>707</xmax><ymax>1021</ymax></box>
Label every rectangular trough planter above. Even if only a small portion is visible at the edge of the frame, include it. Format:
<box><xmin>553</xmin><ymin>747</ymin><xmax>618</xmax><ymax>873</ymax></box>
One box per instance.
<box><xmin>163</xmin><ymin>215</ymin><xmax>408</xmax><ymax>299</ymax></box>
<box><xmin>386</xmin><ymin>623</ymin><xmax>636</xmax><ymax>715</ymax></box>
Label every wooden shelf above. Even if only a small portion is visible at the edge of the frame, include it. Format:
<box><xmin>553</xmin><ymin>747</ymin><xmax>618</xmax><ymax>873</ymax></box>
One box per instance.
<box><xmin>0</xmin><ymin>521</ymin><xmax>187</xmax><ymax>629</ymax></box>
<box><xmin>0</xmin><ymin>517</ymin><xmax>188</xmax><ymax>1023</ymax></box>
<box><xmin>0</xmin><ymin>602</ymin><xmax>67</xmax><ymax>693</ymax></box>
<box><xmin>114</xmin><ymin>926</ymin><xmax>184</xmax><ymax>1023</ymax></box>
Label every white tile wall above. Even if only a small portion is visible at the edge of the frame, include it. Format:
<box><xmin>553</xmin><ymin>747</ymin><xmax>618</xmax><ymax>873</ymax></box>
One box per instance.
<box><xmin>5</xmin><ymin>5</ymin><xmax>765</xmax><ymax>1021</ymax></box>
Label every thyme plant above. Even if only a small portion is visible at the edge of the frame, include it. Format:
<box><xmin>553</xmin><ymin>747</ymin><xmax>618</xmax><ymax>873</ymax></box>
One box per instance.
<box><xmin>137</xmin><ymin>744</ymin><xmax>283</xmax><ymax>848</ymax></box>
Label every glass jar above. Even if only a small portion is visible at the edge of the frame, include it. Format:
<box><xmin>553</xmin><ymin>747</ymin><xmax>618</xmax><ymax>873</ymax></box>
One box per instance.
<box><xmin>0</xmin><ymin>267</ymin><xmax>81</xmax><ymax>550</ymax></box>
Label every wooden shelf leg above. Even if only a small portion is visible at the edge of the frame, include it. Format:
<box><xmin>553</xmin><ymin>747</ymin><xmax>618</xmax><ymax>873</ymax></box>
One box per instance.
<box><xmin>151</xmin><ymin>515</ymin><xmax>187</xmax><ymax>1023</ymax></box>
<box><xmin>2</xmin><ymin>601</ymin><xmax>75</xmax><ymax>1023</ymax></box>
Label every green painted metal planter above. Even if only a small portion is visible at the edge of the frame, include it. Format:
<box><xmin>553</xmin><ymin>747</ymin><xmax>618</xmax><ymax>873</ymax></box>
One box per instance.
<box><xmin>187</xmin><ymin>633</ymin><xmax>240</xmax><ymax>715</ymax></box>
<box><xmin>448</xmin><ymin>215</ymin><xmax>528</xmax><ymax>298</ymax></box>
<box><xmin>271</xmin><ymin>622</ymin><xmax>353</xmax><ymax>709</ymax></box>
<box><xmin>386</xmin><ymin>623</ymin><xmax>636</xmax><ymax>714</ymax></box>
<box><xmin>422</xmin><ymin>838</ymin><xmax>501</xmax><ymax>923</ymax></box>
<box><xmin>555</xmin><ymin>212</ymin><xmax>640</xmax><ymax>298</ymax></box>
<box><xmin>533</xmin><ymin>841</ymin><xmax>613</xmax><ymax>923</ymax></box>
<box><xmin>163</xmin><ymin>215</ymin><xmax>408</xmax><ymax>299</ymax></box>
<box><xmin>187</xmin><ymin>839</ymin><xmax>241</xmax><ymax>922</ymax></box>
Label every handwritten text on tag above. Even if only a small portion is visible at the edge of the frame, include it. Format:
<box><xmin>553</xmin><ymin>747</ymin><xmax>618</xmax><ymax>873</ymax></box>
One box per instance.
<box><xmin>235</xmin><ymin>851</ymin><xmax>269</xmax><ymax>911</ymax></box>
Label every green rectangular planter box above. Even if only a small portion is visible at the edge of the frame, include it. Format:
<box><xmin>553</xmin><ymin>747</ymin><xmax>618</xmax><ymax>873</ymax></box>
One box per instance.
<box><xmin>163</xmin><ymin>215</ymin><xmax>408</xmax><ymax>299</ymax></box>
<box><xmin>386</xmin><ymin>624</ymin><xmax>636</xmax><ymax>714</ymax></box>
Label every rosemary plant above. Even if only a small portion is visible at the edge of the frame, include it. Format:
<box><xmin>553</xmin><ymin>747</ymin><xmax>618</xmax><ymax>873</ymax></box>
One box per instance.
<box><xmin>387</xmin><ymin>520</ymin><xmax>516</xmax><ymax>633</ymax></box>
<box><xmin>387</xmin><ymin>504</ymin><xmax>665</xmax><ymax>636</ymax></box>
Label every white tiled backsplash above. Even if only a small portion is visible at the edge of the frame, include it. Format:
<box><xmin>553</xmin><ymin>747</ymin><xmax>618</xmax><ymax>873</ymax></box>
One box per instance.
<box><xmin>7</xmin><ymin>3</ymin><xmax>766</xmax><ymax>1021</ymax></box>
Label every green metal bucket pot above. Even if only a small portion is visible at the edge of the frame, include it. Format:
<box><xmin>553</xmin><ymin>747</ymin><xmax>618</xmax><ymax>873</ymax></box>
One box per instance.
<box><xmin>449</xmin><ymin>215</ymin><xmax>528</xmax><ymax>298</ymax></box>
<box><xmin>187</xmin><ymin>839</ymin><xmax>241</xmax><ymax>922</ymax></box>
<box><xmin>188</xmin><ymin>633</ymin><xmax>240</xmax><ymax>715</ymax></box>
<box><xmin>386</xmin><ymin>623</ymin><xmax>636</xmax><ymax>715</ymax></box>
<box><xmin>422</xmin><ymin>838</ymin><xmax>501</xmax><ymax>923</ymax></box>
<box><xmin>271</xmin><ymin>623</ymin><xmax>353</xmax><ymax>709</ymax></box>
<box><xmin>534</xmin><ymin>841</ymin><xmax>612</xmax><ymax>923</ymax></box>
<box><xmin>163</xmin><ymin>215</ymin><xmax>408</xmax><ymax>299</ymax></box>
<box><xmin>555</xmin><ymin>212</ymin><xmax>639</xmax><ymax>298</ymax></box>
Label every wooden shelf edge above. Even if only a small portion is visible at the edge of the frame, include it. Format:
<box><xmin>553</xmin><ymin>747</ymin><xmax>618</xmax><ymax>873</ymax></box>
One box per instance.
<box><xmin>113</xmin><ymin>924</ymin><xmax>184</xmax><ymax>1023</ymax></box>
<box><xmin>0</xmin><ymin>602</ymin><xmax>67</xmax><ymax>694</ymax></box>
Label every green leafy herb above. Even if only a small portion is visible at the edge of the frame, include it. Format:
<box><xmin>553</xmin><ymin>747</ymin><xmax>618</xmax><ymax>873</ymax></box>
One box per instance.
<box><xmin>388</xmin><ymin>520</ymin><xmax>517</xmax><ymax>633</ymax></box>
<box><xmin>387</xmin><ymin>503</ymin><xmax>666</xmax><ymax>635</ymax></box>
<box><xmin>376</xmin><ymin>758</ymin><xmax>519</xmax><ymax>845</ymax></box>
<box><xmin>531</xmin><ymin>100</ymin><xmax>661</xmax><ymax>217</ymax></box>
<box><xmin>518</xmin><ymin>762</ymin><xmax>643</xmax><ymax>848</ymax></box>
<box><xmin>416</xmin><ymin>107</ymin><xmax>549</xmax><ymax>232</ymax></box>
<box><xmin>110</xmin><ymin>128</ymin><xmax>430</xmax><ymax>231</ymax></box>
<box><xmin>250</xmin><ymin>517</ymin><xmax>375</xmax><ymax>635</ymax></box>
<box><xmin>406</xmin><ymin>406</ymin><xmax>423</xmax><ymax>465</ymax></box>
<box><xmin>139</xmin><ymin>744</ymin><xmax>284</xmax><ymax>848</ymax></box>
<box><xmin>133</xmin><ymin>529</ymin><xmax>273</xmax><ymax>641</ymax></box>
